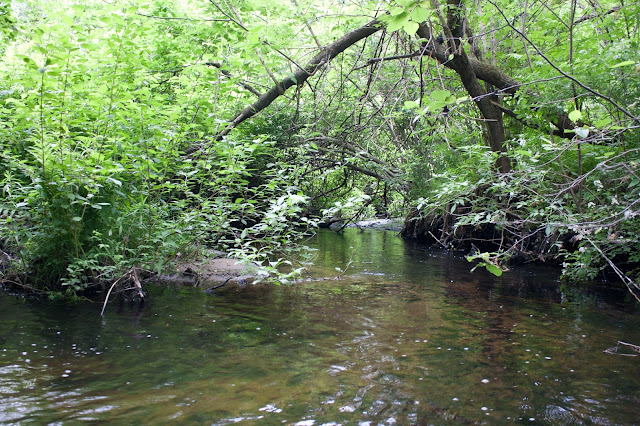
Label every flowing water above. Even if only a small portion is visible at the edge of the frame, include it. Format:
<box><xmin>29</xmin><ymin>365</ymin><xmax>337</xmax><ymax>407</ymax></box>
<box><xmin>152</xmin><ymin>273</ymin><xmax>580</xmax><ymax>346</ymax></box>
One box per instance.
<box><xmin>1</xmin><ymin>229</ymin><xmax>640</xmax><ymax>424</ymax></box>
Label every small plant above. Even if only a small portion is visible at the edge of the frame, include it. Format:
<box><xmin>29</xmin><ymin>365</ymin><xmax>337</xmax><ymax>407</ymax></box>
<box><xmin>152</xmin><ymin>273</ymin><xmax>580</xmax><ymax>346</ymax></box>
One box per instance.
<box><xmin>466</xmin><ymin>251</ymin><xmax>505</xmax><ymax>277</ymax></box>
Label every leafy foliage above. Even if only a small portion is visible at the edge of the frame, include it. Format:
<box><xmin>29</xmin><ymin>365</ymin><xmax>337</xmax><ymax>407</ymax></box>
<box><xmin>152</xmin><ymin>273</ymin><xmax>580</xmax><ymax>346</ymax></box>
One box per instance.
<box><xmin>0</xmin><ymin>0</ymin><xmax>639</xmax><ymax>299</ymax></box>
<box><xmin>0</xmin><ymin>1</ymin><xmax>315</xmax><ymax>297</ymax></box>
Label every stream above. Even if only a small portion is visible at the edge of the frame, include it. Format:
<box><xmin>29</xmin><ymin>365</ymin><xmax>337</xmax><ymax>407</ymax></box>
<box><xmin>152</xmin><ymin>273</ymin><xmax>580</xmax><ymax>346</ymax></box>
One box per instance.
<box><xmin>1</xmin><ymin>228</ymin><xmax>640</xmax><ymax>424</ymax></box>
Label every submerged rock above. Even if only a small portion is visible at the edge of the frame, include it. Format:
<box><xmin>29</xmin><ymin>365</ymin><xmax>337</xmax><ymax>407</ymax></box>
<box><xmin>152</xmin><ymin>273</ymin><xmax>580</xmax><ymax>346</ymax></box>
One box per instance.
<box><xmin>327</xmin><ymin>218</ymin><xmax>403</xmax><ymax>232</ymax></box>
<box><xmin>350</xmin><ymin>218</ymin><xmax>404</xmax><ymax>232</ymax></box>
<box><xmin>157</xmin><ymin>257</ymin><xmax>256</xmax><ymax>288</ymax></box>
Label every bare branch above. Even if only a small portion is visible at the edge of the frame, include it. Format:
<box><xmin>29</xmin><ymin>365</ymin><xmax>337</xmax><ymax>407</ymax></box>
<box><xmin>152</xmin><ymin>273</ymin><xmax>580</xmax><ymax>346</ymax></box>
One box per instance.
<box><xmin>208</xmin><ymin>0</ymin><xmax>248</xmax><ymax>31</ymax></box>
<box><xmin>575</xmin><ymin>6</ymin><xmax>621</xmax><ymax>25</ymax></box>
<box><xmin>354</xmin><ymin>51</ymin><xmax>423</xmax><ymax>70</ymax></box>
<box><xmin>214</xmin><ymin>20</ymin><xmax>382</xmax><ymax>141</ymax></box>
<box><xmin>291</xmin><ymin>0</ymin><xmax>323</xmax><ymax>49</ymax></box>
<box><xmin>204</xmin><ymin>62</ymin><xmax>262</xmax><ymax>97</ymax></box>
<box><xmin>136</xmin><ymin>13</ymin><xmax>229</xmax><ymax>22</ymax></box>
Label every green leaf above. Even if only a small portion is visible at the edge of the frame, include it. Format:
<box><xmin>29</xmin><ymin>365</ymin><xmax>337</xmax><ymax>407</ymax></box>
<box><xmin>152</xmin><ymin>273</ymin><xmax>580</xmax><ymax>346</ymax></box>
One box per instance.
<box><xmin>387</xmin><ymin>13</ymin><xmax>410</xmax><ymax>32</ymax></box>
<box><xmin>107</xmin><ymin>177</ymin><xmax>122</xmax><ymax>187</ymax></box>
<box><xmin>484</xmin><ymin>263</ymin><xmax>503</xmax><ymax>277</ymax></box>
<box><xmin>594</xmin><ymin>117</ymin><xmax>611</xmax><ymax>128</ymax></box>
<box><xmin>404</xmin><ymin>100</ymin><xmax>420</xmax><ymax>109</ymax></box>
<box><xmin>389</xmin><ymin>6</ymin><xmax>405</xmax><ymax>16</ymax></box>
<box><xmin>430</xmin><ymin>89</ymin><xmax>453</xmax><ymax>102</ymax></box>
<box><xmin>610</xmin><ymin>60</ymin><xmax>636</xmax><ymax>68</ymax></box>
<box><xmin>404</xmin><ymin>20</ymin><xmax>419</xmax><ymax>35</ymax></box>
<box><xmin>411</xmin><ymin>7</ymin><xmax>430</xmax><ymax>23</ymax></box>
<box><xmin>22</xmin><ymin>57</ymin><xmax>38</xmax><ymax>70</ymax></box>
<box><xmin>568</xmin><ymin>110</ymin><xmax>582</xmax><ymax>122</ymax></box>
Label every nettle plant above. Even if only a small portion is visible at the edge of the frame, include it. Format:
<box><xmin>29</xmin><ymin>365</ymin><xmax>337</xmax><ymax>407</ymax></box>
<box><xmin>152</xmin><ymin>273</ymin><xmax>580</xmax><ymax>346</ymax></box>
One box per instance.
<box><xmin>0</xmin><ymin>11</ymin><xmax>189</xmax><ymax>293</ymax></box>
<box><xmin>0</xmin><ymin>5</ymin><xmax>316</xmax><ymax>296</ymax></box>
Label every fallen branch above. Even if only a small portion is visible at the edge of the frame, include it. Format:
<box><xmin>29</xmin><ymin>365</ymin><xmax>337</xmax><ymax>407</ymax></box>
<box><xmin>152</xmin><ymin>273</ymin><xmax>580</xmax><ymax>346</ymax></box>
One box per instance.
<box><xmin>100</xmin><ymin>267</ymin><xmax>146</xmax><ymax>316</ymax></box>
<box><xmin>604</xmin><ymin>340</ymin><xmax>640</xmax><ymax>356</ymax></box>
<box><xmin>585</xmin><ymin>235</ymin><xmax>640</xmax><ymax>303</ymax></box>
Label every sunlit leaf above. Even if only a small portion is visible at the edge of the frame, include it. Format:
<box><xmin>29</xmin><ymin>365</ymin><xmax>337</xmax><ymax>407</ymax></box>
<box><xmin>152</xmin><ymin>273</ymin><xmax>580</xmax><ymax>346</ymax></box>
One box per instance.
<box><xmin>568</xmin><ymin>110</ymin><xmax>582</xmax><ymax>122</ymax></box>
<box><xmin>485</xmin><ymin>264</ymin><xmax>503</xmax><ymax>277</ymax></box>
<box><xmin>411</xmin><ymin>6</ymin><xmax>430</xmax><ymax>23</ymax></box>
<box><xmin>594</xmin><ymin>117</ymin><xmax>611</xmax><ymax>128</ymax></box>
<box><xmin>404</xmin><ymin>20</ymin><xmax>419</xmax><ymax>35</ymax></box>
<box><xmin>575</xmin><ymin>127</ymin><xmax>589</xmax><ymax>138</ymax></box>
<box><xmin>404</xmin><ymin>100</ymin><xmax>420</xmax><ymax>109</ymax></box>
<box><xmin>610</xmin><ymin>60</ymin><xmax>636</xmax><ymax>68</ymax></box>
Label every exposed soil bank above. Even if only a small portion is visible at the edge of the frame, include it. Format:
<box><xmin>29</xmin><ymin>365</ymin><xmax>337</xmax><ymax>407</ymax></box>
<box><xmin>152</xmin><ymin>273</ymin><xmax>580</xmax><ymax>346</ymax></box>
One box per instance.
<box><xmin>399</xmin><ymin>208</ymin><xmax>573</xmax><ymax>265</ymax></box>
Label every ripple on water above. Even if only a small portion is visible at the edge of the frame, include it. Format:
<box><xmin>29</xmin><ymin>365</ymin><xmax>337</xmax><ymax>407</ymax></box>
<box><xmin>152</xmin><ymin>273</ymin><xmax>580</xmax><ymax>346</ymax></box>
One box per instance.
<box><xmin>1</xmin><ymin>228</ymin><xmax>640</xmax><ymax>424</ymax></box>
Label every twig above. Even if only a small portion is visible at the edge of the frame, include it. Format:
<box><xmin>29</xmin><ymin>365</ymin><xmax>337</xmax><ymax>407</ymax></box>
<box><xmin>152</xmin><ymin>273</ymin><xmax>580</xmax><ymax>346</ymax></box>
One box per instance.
<box><xmin>1</xmin><ymin>277</ymin><xmax>47</xmax><ymax>296</ymax></box>
<box><xmin>100</xmin><ymin>267</ymin><xmax>146</xmax><ymax>316</ymax></box>
<box><xmin>335</xmin><ymin>249</ymin><xmax>355</xmax><ymax>279</ymax></box>
<box><xmin>205</xmin><ymin>277</ymin><xmax>232</xmax><ymax>292</ymax></box>
<box><xmin>136</xmin><ymin>13</ymin><xmax>229</xmax><ymax>22</ymax></box>
<box><xmin>428</xmin><ymin>230</ymin><xmax>448</xmax><ymax>248</ymax></box>
<box><xmin>208</xmin><ymin>0</ymin><xmax>248</xmax><ymax>31</ymax></box>
<box><xmin>604</xmin><ymin>340</ymin><xmax>640</xmax><ymax>356</ymax></box>
<box><xmin>618</xmin><ymin>341</ymin><xmax>640</xmax><ymax>353</ymax></box>
<box><xmin>101</xmin><ymin>274</ymin><xmax>126</xmax><ymax>316</ymax></box>
<box><xmin>584</xmin><ymin>235</ymin><xmax>640</xmax><ymax>302</ymax></box>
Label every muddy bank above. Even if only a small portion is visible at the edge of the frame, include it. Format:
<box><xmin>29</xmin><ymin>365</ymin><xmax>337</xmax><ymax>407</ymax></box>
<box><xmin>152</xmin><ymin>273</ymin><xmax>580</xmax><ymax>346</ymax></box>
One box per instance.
<box><xmin>399</xmin><ymin>208</ymin><xmax>572</xmax><ymax>265</ymax></box>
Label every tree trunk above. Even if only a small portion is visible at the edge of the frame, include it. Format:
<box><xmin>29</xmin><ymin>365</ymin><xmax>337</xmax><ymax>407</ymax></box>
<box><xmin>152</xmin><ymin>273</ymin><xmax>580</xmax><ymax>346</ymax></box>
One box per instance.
<box><xmin>433</xmin><ymin>0</ymin><xmax>511</xmax><ymax>172</ymax></box>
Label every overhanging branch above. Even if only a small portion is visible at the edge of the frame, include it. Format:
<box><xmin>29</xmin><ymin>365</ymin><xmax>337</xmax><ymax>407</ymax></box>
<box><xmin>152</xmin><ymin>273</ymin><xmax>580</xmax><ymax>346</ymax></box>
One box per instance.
<box><xmin>214</xmin><ymin>20</ymin><xmax>382</xmax><ymax>141</ymax></box>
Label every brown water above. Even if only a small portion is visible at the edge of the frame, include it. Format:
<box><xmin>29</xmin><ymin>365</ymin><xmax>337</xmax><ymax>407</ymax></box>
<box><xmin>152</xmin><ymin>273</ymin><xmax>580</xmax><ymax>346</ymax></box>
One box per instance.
<box><xmin>1</xmin><ymin>229</ymin><xmax>639</xmax><ymax>424</ymax></box>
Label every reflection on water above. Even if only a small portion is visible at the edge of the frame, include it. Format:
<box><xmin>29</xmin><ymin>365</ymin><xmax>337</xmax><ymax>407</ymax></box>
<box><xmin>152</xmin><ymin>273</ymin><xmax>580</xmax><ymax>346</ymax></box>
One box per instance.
<box><xmin>1</xmin><ymin>228</ymin><xmax>640</xmax><ymax>424</ymax></box>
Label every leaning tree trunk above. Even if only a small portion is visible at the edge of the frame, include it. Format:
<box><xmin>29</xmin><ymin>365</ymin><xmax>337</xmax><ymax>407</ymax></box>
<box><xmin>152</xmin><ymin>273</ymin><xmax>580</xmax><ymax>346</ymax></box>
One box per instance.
<box><xmin>432</xmin><ymin>0</ymin><xmax>511</xmax><ymax>173</ymax></box>
<box><xmin>212</xmin><ymin>1</ymin><xmax>576</xmax><ymax>172</ymax></box>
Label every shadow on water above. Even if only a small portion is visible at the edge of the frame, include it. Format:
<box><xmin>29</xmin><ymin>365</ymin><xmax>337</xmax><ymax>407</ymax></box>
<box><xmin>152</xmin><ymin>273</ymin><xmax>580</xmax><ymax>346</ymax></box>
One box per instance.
<box><xmin>1</xmin><ymin>228</ymin><xmax>639</xmax><ymax>424</ymax></box>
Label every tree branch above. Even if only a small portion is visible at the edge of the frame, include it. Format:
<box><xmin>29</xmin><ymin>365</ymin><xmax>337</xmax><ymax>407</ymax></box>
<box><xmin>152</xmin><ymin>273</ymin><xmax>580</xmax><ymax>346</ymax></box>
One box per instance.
<box><xmin>575</xmin><ymin>6</ymin><xmax>621</xmax><ymax>25</ymax></box>
<box><xmin>416</xmin><ymin>24</ymin><xmax>521</xmax><ymax>94</ymax></box>
<box><xmin>204</xmin><ymin>62</ymin><xmax>262</xmax><ymax>97</ymax></box>
<box><xmin>214</xmin><ymin>19</ymin><xmax>382</xmax><ymax>141</ymax></box>
<box><xmin>136</xmin><ymin>13</ymin><xmax>229</xmax><ymax>22</ymax></box>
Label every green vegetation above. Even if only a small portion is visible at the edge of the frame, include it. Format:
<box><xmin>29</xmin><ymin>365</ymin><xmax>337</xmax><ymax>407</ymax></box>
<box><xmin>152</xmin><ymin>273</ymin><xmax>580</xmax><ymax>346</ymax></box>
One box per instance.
<box><xmin>0</xmin><ymin>0</ymin><xmax>638</xmax><ymax>300</ymax></box>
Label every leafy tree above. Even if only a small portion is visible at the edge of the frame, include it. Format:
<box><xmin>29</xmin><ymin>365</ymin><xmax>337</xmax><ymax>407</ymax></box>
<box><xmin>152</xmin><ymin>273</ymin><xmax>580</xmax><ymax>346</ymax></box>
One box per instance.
<box><xmin>0</xmin><ymin>0</ymin><xmax>639</xmax><ymax>300</ymax></box>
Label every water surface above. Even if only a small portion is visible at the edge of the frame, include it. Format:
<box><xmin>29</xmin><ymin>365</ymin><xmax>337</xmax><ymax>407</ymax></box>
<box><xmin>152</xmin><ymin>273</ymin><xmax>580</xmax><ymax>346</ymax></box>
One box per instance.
<box><xmin>1</xmin><ymin>229</ymin><xmax>639</xmax><ymax>424</ymax></box>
